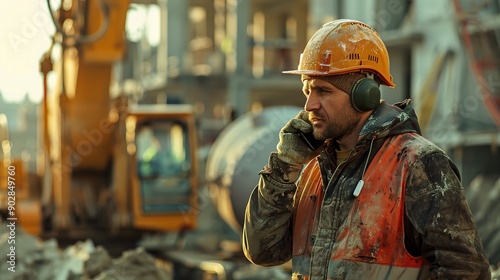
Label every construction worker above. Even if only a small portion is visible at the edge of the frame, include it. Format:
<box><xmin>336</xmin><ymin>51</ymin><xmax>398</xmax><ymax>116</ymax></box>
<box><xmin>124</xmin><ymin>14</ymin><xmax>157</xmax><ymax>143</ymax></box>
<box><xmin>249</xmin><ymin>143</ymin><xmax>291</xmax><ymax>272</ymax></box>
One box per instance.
<box><xmin>242</xmin><ymin>19</ymin><xmax>491</xmax><ymax>279</ymax></box>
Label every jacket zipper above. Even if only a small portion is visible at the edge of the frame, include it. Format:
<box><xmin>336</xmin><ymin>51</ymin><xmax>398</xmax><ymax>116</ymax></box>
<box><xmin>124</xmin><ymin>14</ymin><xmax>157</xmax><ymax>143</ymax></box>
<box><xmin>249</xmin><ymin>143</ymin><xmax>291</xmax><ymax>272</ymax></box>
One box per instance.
<box><xmin>316</xmin><ymin>147</ymin><xmax>359</xmax><ymax>278</ymax></box>
<box><xmin>312</xmin><ymin>157</ymin><xmax>349</xmax><ymax>279</ymax></box>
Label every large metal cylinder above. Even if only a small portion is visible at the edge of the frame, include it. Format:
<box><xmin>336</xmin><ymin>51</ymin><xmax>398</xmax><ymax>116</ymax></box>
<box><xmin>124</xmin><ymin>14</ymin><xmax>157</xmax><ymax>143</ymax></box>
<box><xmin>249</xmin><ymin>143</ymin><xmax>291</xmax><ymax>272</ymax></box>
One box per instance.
<box><xmin>205</xmin><ymin>106</ymin><xmax>301</xmax><ymax>233</ymax></box>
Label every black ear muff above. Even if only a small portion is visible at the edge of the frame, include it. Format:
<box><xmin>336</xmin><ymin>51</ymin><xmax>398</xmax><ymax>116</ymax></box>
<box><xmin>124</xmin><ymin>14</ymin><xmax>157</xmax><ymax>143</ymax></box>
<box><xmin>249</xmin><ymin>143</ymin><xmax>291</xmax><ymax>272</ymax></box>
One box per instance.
<box><xmin>350</xmin><ymin>78</ymin><xmax>381</xmax><ymax>112</ymax></box>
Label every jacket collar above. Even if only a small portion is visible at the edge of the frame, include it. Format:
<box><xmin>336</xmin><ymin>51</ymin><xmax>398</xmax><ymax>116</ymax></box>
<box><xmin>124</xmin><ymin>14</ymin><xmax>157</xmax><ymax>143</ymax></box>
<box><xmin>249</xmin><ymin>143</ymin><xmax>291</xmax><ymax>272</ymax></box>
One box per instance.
<box><xmin>359</xmin><ymin>99</ymin><xmax>421</xmax><ymax>141</ymax></box>
<box><xmin>317</xmin><ymin>99</ymin><xmax>421</xmax><ymax>172</ymax></box>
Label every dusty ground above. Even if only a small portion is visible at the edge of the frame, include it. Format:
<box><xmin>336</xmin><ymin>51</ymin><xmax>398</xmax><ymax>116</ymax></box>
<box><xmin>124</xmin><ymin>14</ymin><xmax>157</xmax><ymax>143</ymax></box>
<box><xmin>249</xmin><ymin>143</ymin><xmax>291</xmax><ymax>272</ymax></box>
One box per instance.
<box><xmin>0</xmin><ymin>224</ymin><xmax>172</xmax><ymax>280</ymax></box>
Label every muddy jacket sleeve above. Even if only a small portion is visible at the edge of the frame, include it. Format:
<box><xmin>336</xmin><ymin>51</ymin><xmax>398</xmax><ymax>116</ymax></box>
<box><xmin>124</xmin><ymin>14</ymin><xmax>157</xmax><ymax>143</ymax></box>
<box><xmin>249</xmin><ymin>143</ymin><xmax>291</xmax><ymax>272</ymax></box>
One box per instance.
<box><xmin>242</xmin><ymin>152</ymin><xmax>302</xmax><ymax>266</ymax></box>
<box><xmin>405</xmin><ymin>152</ymin><xmax>491</xmax><ymax>279</ymax></box>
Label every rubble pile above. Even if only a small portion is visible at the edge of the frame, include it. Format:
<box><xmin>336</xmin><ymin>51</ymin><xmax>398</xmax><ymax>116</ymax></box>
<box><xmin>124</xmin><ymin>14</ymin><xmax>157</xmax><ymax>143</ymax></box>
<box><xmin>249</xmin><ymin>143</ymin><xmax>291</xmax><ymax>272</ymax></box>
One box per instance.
<box><xmin>0</xmin><ymin>222</ymin><xmax>171</xmax><ymax>280</ymax></box>
<box><xmin>91</xmin><ymin>247</ymin><xmax>172</xmax><ymax>280</ymax></box>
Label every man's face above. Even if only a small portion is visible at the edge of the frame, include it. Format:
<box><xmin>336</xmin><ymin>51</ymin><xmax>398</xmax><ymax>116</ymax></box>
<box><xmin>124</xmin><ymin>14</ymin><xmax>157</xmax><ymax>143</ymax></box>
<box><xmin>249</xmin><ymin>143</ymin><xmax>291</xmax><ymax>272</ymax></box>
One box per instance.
<box><xmin>302</xmin><ymin>77</ymin><xmax>362</xmax><ymax>142</ymax></box>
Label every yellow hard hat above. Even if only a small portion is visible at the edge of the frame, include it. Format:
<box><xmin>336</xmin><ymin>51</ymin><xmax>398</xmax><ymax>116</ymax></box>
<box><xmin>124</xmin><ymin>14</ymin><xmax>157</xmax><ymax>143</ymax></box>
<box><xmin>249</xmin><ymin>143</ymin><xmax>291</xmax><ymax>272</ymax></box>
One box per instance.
<box><xmin>283</xmin><ymin>19</ymin><xmax>396</xmax><ymax>87</ymax></box>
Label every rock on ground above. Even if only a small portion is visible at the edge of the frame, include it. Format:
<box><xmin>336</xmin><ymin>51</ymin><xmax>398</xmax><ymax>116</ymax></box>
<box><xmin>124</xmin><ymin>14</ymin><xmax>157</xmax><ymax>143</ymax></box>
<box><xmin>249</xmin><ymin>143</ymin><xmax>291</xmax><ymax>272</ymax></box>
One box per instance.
<box><xmin>0</xmin><ymin>221</ymin><xmax>171</xmax><ymax>280</ymax></box>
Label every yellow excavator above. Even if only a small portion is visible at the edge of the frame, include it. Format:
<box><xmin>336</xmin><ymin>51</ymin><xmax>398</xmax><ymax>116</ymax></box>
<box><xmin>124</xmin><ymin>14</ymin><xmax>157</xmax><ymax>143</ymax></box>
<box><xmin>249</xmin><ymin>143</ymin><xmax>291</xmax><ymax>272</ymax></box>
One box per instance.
<box><xmin>2</xmin><ymin>0</ymin><xmax>198</xmax><ymax>245</ymax></box>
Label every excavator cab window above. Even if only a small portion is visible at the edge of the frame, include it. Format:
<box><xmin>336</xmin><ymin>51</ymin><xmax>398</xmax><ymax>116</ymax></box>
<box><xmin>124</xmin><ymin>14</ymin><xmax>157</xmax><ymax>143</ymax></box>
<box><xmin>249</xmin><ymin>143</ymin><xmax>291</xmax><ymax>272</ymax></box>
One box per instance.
<box><xmin>135</xmin><ymin>120</ymin><xmax>192</xmax><ymax>213</ymax></box>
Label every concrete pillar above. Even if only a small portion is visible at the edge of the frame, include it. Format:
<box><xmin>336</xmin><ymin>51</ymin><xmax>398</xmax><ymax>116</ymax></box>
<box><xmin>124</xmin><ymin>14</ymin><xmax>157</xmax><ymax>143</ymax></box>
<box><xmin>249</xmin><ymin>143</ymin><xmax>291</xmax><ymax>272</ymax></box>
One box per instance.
<box><xmin>342</xmin><ymin>0</ymin><xmax>376</xmax><ymax>26</ymax></box>
<box><xmin>166</xmin><ymin>0</ymin><xmax>189</xmax><ymax>75</ymax></box>
<box><xmin>157</xmin><ymin>1</ymin><xmax>168</xmax><ymax>74</ymax></box>
<box><xmin>229</xmin><ymin>0</ymin><xmax>251</xmax><ymax>116</ymax></box>
<box><xmin>309</xmin><ymin>0</ymin><xmax>337</xmax><ymax>30</ymax></box>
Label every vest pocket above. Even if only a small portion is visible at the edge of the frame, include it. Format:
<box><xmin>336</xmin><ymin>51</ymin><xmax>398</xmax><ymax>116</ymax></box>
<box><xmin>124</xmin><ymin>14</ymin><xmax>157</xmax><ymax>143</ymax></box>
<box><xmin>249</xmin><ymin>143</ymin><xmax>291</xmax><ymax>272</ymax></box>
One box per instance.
<box><xmin>339</xmin><ymin>198</ymin><xmax>380</xmax><ymax>263</ymax></box>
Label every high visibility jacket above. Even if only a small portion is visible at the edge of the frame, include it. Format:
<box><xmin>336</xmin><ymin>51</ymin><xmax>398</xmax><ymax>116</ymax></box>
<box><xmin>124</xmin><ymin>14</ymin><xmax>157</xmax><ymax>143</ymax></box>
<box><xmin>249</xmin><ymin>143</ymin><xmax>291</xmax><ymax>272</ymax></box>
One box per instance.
<box><xmin>292</xmin><ymin>133</ymin><xmax>430</xmax><ymax>279</ymax></box>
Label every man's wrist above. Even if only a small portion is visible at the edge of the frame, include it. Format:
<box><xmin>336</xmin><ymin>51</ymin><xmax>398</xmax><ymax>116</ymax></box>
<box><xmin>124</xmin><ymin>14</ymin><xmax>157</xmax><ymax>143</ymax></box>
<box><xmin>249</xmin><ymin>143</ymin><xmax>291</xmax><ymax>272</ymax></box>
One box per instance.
<box><xmin>260</xmin><ymin>152</ymin><xmax>303</xmax><ymax>183</ymax></box>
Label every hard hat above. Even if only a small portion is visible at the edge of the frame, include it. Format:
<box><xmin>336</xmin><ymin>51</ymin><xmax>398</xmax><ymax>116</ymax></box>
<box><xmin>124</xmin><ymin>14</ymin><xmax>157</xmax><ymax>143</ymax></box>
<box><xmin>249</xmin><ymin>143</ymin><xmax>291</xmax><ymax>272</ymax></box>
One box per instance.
<box><xmin>283</xmin><ymin>19</ymin><xmax>396</xmax><ymax>87</ymax></box>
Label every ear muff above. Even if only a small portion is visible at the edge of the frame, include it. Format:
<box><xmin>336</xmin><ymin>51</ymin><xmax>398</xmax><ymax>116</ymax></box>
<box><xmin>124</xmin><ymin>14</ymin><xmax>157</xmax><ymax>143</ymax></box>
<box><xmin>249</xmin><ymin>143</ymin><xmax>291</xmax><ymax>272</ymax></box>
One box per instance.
<box><xmin>350</xmin><ymin>78</ymin><xmax>381</xmax><ymax>112</ymax></box>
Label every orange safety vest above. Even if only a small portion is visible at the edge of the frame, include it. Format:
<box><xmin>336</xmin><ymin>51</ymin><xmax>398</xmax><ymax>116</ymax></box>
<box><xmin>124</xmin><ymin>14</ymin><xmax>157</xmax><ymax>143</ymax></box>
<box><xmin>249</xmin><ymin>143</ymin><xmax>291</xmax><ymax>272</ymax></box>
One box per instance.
<box><xmin>292</xmin><ymin>133</ymin><xmax>431</xmax><ymax>280</ymax></box>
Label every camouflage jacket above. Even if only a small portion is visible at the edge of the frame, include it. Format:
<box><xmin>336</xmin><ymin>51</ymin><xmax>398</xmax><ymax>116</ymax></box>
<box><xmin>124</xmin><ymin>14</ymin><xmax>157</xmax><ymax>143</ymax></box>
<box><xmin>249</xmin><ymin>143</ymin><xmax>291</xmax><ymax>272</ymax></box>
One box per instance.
<box><xmin>242</xmin><ymin>100</ymin><xmax>491</xmax><ymax>279</ymax></box>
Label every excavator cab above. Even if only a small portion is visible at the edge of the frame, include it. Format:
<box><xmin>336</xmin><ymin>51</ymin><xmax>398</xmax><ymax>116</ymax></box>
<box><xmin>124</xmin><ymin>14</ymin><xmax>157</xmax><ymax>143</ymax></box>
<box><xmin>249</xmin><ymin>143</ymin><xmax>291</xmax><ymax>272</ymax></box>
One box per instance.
<box><xmin>128</xmin><ymin>105</ymin><xmax>198</xmax><ymax>232</ymax></box>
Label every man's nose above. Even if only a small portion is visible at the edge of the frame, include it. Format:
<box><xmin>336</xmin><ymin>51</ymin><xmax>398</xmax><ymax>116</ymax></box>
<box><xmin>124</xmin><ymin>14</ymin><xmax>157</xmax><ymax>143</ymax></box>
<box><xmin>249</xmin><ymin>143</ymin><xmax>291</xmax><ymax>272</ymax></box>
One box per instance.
<box><xmin>304</xmin><ymin>93</ymin><xmax>320</xmax><ymax>112</ymax></box>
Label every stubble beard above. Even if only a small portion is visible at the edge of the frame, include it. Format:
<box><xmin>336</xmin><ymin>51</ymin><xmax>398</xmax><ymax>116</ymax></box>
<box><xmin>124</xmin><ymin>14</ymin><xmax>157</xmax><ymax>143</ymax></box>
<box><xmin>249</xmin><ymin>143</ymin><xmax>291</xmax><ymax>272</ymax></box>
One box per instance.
<box><xmin>313</xmin><ymin>108</ymin><xmax>362</xmax><ymax>141</ymax></box>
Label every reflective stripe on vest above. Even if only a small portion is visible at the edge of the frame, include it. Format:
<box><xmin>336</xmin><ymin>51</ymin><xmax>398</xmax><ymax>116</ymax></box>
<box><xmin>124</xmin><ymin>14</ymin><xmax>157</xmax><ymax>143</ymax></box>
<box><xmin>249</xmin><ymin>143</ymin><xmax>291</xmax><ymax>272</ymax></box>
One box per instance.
<box><xmin>292</xmin><ymin>133</ymin><xmax>431</xmax><ymax>279</ymax></box>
